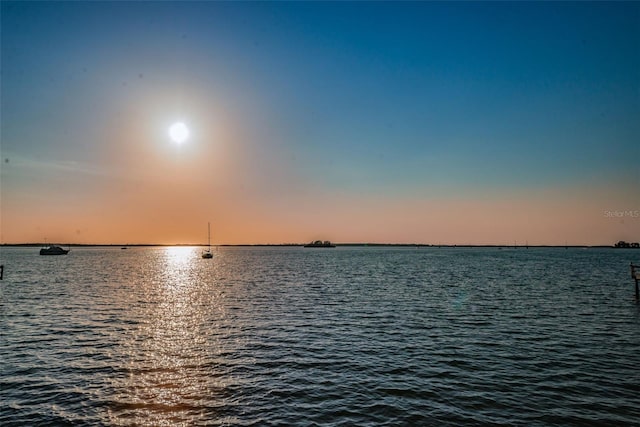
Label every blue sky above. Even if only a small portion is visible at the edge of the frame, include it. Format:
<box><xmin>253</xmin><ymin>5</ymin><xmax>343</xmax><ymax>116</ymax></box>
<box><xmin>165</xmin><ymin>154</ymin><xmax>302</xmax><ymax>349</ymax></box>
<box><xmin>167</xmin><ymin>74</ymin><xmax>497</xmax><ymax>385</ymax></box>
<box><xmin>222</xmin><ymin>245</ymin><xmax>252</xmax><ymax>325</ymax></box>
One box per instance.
<box><xmin>1</xmin><ymin>1</ymin><xmax>639</xmax><ymax>244</ymax></box>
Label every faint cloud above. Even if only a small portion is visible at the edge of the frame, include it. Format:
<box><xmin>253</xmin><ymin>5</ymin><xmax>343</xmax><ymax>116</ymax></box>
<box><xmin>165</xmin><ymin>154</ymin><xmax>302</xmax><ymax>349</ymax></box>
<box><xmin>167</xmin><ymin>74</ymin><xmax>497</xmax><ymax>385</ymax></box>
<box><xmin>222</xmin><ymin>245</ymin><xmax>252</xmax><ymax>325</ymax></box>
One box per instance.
<box><xmin>0</xmin><ymin>153</ymin><xmax>109</xmax><ymax>177</ymax></box>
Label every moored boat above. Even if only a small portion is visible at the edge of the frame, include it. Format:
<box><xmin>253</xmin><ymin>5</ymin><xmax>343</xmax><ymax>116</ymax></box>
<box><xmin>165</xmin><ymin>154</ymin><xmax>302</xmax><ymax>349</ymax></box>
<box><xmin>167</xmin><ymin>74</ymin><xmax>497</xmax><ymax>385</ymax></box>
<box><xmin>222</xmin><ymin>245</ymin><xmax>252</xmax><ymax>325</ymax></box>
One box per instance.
<box><xmin>40</xmin><ymin>245</ymin><xmax>69</xmax><ymax>255</ymax></box>
<box><xmin>202</xmin><ymin>222</ymin><xmax>213</xmax><ymax>259</ymax></box>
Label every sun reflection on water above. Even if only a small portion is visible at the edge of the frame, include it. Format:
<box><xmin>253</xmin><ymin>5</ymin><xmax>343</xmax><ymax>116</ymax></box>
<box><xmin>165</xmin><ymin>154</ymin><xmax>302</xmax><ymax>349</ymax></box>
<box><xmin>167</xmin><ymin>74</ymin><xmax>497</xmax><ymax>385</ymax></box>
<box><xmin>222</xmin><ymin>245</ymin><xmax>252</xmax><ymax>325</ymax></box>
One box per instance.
<box><xmin>107</xmin><ymin>246</ymin><xmax>231</xmax><ymax>425</ymax></box>
<box><xmin>164</xmin><ymin>246</ymin><xmax>195</xmax><ymax>263</ymax></box>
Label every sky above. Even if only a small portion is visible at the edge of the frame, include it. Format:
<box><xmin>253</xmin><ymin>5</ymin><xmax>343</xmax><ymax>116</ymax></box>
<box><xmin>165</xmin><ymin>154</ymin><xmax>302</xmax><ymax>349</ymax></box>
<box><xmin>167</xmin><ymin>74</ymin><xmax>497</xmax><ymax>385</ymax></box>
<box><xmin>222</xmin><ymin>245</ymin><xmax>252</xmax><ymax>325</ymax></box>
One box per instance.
<box><xmin>1</xmin><ymin>1</ymin><xmax>639</xmax><ymax>245</ymax></box>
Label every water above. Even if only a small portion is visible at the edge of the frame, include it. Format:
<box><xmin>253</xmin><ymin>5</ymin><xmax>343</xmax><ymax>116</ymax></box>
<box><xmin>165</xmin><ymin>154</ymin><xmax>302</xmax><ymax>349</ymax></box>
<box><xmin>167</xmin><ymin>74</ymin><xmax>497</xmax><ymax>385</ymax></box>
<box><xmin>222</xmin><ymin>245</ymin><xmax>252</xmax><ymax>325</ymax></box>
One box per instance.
<box><xmin>1</xmin><ymin>246</ymin><xmax>639</xmax><ymax>426</ymax></box>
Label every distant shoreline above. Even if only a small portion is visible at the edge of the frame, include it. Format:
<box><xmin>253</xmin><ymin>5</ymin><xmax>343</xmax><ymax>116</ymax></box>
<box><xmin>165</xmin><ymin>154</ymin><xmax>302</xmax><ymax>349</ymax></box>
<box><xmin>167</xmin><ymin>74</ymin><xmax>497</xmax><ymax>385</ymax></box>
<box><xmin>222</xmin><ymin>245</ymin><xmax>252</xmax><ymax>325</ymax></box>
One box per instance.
<box><xmin>0</xmin><ymin>243</ymin><xmax>630</xmax><ymax>249</ymax></box>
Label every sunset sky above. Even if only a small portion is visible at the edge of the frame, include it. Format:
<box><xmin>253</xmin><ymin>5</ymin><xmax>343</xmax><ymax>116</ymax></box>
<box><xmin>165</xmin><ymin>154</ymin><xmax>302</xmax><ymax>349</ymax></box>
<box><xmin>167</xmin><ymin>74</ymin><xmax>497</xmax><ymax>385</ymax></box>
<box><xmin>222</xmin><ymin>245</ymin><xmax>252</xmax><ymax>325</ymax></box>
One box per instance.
<box><xmin>1</xmin><ymin>1</ymin><xmax>639</xmax><ymax>245</ymax></box>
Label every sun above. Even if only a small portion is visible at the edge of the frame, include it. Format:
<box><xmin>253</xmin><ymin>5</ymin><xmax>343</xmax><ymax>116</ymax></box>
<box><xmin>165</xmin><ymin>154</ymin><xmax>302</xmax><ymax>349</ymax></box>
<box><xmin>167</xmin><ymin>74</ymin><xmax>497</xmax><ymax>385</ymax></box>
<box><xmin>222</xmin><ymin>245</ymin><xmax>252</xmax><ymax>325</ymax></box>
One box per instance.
<box><xmin>169</xmin><ymin>122</ymin><xmax>189</xmax><ymax>144</ymax></box>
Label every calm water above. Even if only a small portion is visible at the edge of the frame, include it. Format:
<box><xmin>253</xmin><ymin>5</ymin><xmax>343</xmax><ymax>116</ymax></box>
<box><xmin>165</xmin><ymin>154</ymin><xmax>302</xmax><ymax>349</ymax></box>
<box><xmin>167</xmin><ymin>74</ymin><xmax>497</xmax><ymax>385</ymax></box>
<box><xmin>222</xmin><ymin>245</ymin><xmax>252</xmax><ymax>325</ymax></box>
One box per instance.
<box><xmin>1</xmin><ymin>246</ymin><xmax>639</xmax><ymax>426</ymax></box>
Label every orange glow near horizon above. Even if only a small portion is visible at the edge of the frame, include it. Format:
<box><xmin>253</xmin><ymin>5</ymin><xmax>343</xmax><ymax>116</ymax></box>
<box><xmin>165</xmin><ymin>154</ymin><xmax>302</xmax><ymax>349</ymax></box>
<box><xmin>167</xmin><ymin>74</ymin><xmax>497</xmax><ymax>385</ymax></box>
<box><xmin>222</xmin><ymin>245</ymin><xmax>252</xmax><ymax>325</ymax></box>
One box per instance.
<box><xmin>2</xmin><ymin>181</ymin><xmax>638</xmax><ymax>246</ymax></box>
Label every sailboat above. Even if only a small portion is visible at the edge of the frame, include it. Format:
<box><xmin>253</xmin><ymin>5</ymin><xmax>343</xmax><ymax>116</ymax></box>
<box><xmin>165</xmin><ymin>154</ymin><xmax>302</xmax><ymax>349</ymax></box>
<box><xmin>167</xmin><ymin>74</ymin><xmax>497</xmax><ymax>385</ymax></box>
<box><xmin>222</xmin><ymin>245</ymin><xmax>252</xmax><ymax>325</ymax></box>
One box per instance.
<box><xmin>202</xmin><ymin>222</ymin><xmax>213</xmax><ymax>259</ymax></box>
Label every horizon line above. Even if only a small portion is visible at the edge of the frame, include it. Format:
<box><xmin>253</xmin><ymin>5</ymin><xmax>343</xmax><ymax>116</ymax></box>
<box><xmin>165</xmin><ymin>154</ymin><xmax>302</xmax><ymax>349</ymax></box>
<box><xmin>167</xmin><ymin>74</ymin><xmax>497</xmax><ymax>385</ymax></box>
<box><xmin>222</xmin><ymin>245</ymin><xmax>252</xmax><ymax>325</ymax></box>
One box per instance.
<box><xmin>1</xmin><ymin>242</ymin><xmax>635</xmax><ymax>248</ymax></box>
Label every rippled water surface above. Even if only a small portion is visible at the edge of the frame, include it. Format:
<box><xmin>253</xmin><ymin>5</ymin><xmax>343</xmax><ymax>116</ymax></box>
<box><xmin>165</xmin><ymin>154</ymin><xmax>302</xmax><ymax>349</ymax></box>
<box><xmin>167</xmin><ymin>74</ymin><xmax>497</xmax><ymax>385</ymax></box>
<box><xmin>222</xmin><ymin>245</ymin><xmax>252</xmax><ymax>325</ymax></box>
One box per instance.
<box><xmin>1</xmin><ymin>246</ymin><xmax>639</xmax><ymax>426</ymax></box>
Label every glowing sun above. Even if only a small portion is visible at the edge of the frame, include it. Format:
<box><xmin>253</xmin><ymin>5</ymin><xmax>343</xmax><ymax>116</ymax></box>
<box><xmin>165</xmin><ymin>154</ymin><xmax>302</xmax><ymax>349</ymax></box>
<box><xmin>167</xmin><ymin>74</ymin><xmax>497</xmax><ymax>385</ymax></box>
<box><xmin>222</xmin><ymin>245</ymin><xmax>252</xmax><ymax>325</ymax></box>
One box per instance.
<box><xmin>169</xmin><ymin>122</ymin><xmax>189</xmax><ymax>144</ymax></box>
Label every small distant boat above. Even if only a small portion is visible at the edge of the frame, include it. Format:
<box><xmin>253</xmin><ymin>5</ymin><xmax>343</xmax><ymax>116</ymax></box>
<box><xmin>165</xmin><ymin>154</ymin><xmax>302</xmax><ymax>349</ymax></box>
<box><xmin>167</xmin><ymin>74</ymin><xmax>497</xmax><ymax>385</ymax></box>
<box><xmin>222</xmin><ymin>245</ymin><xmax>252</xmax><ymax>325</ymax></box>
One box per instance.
<box><xmin>40</xmin><ymin>245</ymin><xmax>69</xmax><ymax>255</ymax></box>
<box><xmin>304</xmin><ymin>240</ymin><xmax>336</xmax><ymax>248</ymax></box>
<box><xmin>202</xmin><ymin>222</ymin><xmax>213</xmax><ymax>259</ymax></box>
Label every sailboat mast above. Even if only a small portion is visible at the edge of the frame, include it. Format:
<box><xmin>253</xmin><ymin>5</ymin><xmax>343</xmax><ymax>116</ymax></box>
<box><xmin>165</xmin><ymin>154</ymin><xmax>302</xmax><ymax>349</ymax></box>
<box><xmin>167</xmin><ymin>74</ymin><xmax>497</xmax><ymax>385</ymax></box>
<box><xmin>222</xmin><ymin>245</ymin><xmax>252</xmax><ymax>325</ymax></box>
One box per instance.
<box><xmin>202</xmin><ymin>221</ymin><xmax>214</xmax><ymax>258</ymax></box>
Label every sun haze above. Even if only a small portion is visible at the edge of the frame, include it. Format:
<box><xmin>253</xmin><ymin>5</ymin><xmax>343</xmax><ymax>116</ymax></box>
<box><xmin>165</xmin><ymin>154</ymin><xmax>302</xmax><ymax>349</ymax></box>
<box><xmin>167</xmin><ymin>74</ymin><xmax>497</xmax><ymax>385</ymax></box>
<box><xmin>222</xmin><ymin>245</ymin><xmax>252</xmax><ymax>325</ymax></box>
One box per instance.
<box><xmin>1</xmin><ymin>2</ymin><xmax>638</xmax><ymax>245</ymax></box>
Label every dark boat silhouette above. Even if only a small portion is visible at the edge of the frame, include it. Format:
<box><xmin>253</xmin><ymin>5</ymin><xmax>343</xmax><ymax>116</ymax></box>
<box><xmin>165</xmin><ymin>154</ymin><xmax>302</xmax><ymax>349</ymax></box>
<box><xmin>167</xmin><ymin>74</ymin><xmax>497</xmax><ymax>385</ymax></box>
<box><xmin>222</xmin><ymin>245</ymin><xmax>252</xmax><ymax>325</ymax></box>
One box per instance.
<box><xmin>40</xmin><ymin>245</ymin><xmax>69</xmax><ymax>255</ymax></box>
<box><xmin>202</xmin><ymin>222</ymin><xmax>213</xmax><ymax>259</ymax></box>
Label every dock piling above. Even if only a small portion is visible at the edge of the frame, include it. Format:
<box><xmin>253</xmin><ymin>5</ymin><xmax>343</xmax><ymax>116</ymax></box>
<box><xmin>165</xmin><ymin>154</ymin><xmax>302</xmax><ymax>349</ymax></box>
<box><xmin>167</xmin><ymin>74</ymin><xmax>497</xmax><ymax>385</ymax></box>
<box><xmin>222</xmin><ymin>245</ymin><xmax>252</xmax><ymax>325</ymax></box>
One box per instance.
<box><xmin>632</xmin><ymin>263</ymin><xmax>639</xmax><ymax>302</ymax></box>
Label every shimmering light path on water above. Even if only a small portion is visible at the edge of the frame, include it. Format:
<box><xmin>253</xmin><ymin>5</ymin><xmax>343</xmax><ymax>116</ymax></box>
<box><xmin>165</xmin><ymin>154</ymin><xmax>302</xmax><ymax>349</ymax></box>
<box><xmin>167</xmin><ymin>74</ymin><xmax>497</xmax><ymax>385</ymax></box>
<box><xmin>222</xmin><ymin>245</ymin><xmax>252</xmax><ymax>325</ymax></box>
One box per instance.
<box><xmin>1</xmin><ymin>247</ymin><xmax>639</xmax><ymax>426</ymax></box>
